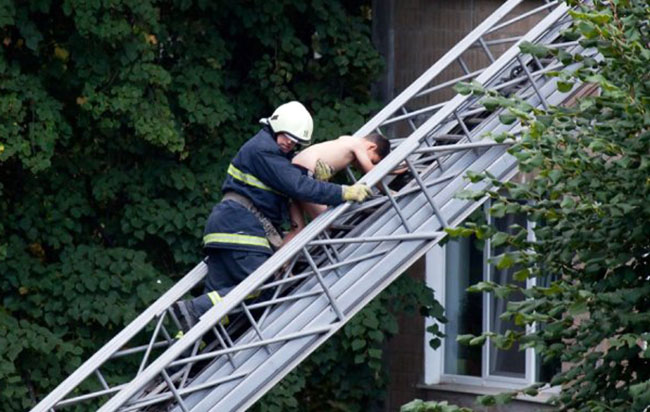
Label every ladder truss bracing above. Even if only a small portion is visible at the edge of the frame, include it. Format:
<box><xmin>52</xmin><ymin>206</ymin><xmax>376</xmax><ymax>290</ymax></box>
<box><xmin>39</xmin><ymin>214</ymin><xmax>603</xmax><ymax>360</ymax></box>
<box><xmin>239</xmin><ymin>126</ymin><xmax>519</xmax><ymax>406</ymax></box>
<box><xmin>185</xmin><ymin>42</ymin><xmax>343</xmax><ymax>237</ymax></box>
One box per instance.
<box><xmin>32</xmin><ymin>1</ymin><xmax>593</xmax><ymax>411</ymax></box>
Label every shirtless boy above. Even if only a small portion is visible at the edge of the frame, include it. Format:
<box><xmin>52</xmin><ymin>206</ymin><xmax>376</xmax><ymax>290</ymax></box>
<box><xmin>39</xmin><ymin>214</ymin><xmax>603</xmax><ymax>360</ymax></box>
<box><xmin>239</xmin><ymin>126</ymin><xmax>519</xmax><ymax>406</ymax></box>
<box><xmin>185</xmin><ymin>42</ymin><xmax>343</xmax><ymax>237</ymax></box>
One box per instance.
<box><xmin>285</xmin><ymin>133</ymin><xmax>390</xmax><ymax>242</ymax></box>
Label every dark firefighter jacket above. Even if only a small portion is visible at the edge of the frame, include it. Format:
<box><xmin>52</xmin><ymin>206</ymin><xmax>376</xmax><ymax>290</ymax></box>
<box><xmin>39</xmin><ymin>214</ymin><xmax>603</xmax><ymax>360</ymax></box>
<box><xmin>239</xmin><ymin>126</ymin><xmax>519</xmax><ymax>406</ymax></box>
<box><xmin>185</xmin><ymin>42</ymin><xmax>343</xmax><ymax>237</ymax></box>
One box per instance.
<box><xmin>203</xmin><ymin>126</ymin><xmax>344</xmax><ymax>254</ymax></box>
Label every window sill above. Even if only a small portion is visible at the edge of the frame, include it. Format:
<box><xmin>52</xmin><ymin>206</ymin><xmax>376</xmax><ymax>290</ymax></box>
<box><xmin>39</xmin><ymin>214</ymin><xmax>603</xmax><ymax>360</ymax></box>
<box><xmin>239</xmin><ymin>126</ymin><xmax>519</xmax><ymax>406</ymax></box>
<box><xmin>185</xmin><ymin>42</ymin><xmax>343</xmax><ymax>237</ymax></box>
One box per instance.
<box><xmin>416</xmin><ymin>382</ymin><xmax>557</xmax><ymax>404</ymax></box>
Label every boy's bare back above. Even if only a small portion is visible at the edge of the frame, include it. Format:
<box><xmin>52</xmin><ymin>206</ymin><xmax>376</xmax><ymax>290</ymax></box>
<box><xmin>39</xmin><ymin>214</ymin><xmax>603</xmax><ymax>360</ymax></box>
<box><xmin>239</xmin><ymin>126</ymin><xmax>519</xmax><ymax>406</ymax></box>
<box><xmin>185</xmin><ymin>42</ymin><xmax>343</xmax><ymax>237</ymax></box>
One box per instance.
<box><xmin>292</xmin><ymin>135</ymin><xmax>360</xmax><ymax>172</ymax></box>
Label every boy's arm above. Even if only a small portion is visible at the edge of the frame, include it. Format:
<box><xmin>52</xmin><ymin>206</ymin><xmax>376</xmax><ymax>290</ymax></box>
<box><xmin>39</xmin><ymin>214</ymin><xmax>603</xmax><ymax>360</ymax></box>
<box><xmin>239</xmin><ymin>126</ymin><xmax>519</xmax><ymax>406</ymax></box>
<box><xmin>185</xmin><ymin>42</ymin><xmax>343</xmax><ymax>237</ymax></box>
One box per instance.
<box><xmin>352</xmin><ymin>143</ymin><xmax>376</xmax><ymax>175</ymax></box>
<box><xmin>350</xmin><ymin>142</ymin><xmax>392</xmax><ymax>195</ymax></box>
<box><xmin>390</xmin><ymin>163</ymin><xmax>409</xmax><ymax>175</ymax></box>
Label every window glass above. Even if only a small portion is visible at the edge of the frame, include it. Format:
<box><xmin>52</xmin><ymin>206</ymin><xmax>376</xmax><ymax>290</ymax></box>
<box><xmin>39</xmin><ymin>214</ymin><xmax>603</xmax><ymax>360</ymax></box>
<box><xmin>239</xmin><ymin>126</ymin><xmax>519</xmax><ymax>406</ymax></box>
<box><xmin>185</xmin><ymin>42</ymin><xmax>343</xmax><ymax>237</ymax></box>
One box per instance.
<box><xmin>488</xmin><ymin>213</ymin><xmax>527</xmax><ymax>378</ymax></box>
<box><xmin>443</xmin><ymin>235</ymin><xmax>483</xmax><ymax>376</ymax></box>
<box><xmin>535</xmin><ymin>272</ymin><xmax>562</xmax><ymax>383</ymax></box>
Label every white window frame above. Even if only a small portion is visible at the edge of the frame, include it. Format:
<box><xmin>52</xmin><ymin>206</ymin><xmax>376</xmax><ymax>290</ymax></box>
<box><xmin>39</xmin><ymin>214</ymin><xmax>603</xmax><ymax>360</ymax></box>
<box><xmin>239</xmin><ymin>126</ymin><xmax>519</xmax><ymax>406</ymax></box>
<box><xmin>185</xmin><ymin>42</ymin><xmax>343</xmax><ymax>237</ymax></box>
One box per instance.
<box><xmin>423</xmin><ymin>201</ymin><xmax>537</xmax><ymax>390</ymax></box>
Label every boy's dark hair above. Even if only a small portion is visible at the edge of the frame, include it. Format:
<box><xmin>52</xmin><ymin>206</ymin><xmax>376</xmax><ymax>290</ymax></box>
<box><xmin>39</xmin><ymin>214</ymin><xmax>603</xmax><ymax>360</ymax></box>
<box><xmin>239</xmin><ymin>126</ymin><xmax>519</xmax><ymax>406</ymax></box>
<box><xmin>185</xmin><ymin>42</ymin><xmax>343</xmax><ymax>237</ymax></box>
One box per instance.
<box><xmin>363</xmin><ymin>133</ymin><xmax>391</xmax><ymax>159</ymax></box>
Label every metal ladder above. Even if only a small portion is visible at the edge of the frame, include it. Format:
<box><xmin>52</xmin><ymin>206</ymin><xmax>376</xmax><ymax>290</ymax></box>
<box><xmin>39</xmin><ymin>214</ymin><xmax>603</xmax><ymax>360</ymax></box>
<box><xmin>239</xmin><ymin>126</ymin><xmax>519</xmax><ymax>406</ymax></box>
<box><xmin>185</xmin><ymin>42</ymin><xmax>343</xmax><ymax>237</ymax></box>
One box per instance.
<box><xmin>32</xmin><ymin>1</ymin><xmax>591</xmax><ymax>410</ymax></box>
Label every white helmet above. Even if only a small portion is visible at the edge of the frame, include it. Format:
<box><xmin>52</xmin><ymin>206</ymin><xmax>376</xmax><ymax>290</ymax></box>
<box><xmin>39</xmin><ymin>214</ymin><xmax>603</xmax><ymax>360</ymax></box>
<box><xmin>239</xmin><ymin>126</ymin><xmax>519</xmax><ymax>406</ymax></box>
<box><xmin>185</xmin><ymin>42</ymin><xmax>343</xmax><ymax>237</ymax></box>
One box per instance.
<box><xmin>265</xmin><ymin>101</ymin><xmax>313</xmax><ymax>145</ymax></box>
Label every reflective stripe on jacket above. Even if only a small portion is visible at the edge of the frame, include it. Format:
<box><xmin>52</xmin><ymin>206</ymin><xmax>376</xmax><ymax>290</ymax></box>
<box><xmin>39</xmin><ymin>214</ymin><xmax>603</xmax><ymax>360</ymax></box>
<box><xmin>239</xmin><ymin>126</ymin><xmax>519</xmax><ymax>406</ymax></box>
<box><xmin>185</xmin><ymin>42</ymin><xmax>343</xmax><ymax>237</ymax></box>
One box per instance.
<box><xmin>227</xmin><ymin>164</ymin><xmax>281</xmax><ymax>195</ymax></box>
<box><xmin>203</xmin><ymin>232</ymin><xmax>270</xmax><ymax>249</ymax></box>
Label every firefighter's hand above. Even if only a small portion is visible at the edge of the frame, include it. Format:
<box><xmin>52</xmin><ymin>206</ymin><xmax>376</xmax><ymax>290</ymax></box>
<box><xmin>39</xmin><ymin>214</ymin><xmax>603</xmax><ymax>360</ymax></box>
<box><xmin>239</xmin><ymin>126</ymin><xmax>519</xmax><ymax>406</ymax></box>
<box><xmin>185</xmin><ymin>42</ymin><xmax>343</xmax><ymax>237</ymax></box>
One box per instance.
<box><xmin>314</xmin><ymin>159</ymin><xmax>334</xmax><ymax>181</ymax></box>
<box><xmin>342</xmin><ymin>184</ymin><xmax>372</xmax><ymax>202</ymax></box>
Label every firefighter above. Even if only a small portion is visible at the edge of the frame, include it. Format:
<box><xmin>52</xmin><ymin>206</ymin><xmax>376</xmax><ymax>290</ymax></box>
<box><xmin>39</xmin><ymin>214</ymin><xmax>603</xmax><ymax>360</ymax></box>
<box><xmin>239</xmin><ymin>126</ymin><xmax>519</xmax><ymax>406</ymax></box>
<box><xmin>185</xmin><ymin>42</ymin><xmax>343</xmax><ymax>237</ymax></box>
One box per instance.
<box><xmin>172</xmin><ymin>101</ymin><xmax>372</xmax><ymax>330</ymax></box>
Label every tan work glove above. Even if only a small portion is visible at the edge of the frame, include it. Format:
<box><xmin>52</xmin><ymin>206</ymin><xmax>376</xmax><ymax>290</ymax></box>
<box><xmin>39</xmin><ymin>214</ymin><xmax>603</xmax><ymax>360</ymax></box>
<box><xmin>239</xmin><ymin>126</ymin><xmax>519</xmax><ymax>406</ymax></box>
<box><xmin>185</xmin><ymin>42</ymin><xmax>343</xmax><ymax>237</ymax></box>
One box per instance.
<box><xmin>314</xmin><ymin>159</ymin><xmax>334</xmax><ymax>181</ymax></box>
<box><xmin>342</xmin><ymin>184</ymin><xmax>372</xmax><ymax>202</ymax></box>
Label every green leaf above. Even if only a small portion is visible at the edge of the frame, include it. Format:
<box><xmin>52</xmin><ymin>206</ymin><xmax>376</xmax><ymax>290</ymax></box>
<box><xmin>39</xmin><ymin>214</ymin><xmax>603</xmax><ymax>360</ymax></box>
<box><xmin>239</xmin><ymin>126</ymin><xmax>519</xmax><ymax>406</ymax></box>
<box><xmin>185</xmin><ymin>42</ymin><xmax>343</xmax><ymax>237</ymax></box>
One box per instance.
<box><xmin>548</xmin><ymin>169</ymin><xmax>562</xmax><ymax>184</ymax></box>
<box><xmin>557</xmin><ymin>81</ymin><xmax>574</xmax><ymax>93</ymax></box>
<box><xmin>556</xmin><ymin>49</ymin><xmax>574</xmax><ymax>64</ymax></box>
<box><xmin>465</xmin><ymin>170</ymin><xmax>485</xmax><ymax>183</ymax></box>
<box><xmin>0</xmin><ymin>2</ymin><xmax>15</xmax><ymax>26</ymax></box>
<box><xmin>491</xmin><ymin>232</ymin><xmax>509</xmax><ymax>247</ymax></box>
<box><xmin>496</xmin><ymin>253</ymin><xmax>515</xmax><ymax>270</ymax></box>
<box><xmin>456</xmin><ymin>334</ymin><xmax>475</xmax><ymax>345</ymax></box>
<box><xmin>477</xmin><ymin>394</ymin><xmax>497</xmax><ymax>406</ymax></box>
<box><xmin>445</xmin><ymin>227</ymin><xmax>474</xmax><ymax>238</ymax></box>
<box><xmin>429</xmin><ymin>338</ymin><xmax>441</xmax><ymax>350</ymax></box>
<box><xmin>499</xmin><ymin>113</ymin><xmax>517</xmax><ymax>125</ymax></box>
<box><xmin>482</xmin><ymin>95</ymin><xmax>512</xmax><ymax>111</ymax></box>
<box><xmin>560</xmin><ymin>196</ymin><xmax>576</xmax><ymax>209</ymax></box>
<box><xmin>493</xmin><ymin>334</ymin><xmax>513</xmax><ymax>350</ymax></box>
<box><xmin>489</xmin><ymin>202</ymin><xmax>506</xmax><ymax>218</ymax></box>
<box><xmin>469</xmin><ymin>335</ymin><xmax>487</xmax><ymax>346</ymax></box>
<box><xmin>467</xmin><ymin>281</ymin><xmax>496</xmax><ymax>293</ymax></box>
<box><xmin>523</xmin><ymin>387</ymin><xmax>539</xmax><ymax>397</ymax></box>
<box><xmin>17</xmin><ymin>17</ymin><xmax>43</xmax><ymax>50</ymax></box>
<box><xmin>568</xmin><ymin>301</ymin><xmax>588</xmax><ymax>316</ymax></box>
<box><xmin>513</xmin><ymin>268</ymin><xmax>530</xmax><ymax>282</ymax></box>
<box><xmin>519</xmin><ymin>41</ymin><xmax>550</xmax><ymax>57</ymax></box>
<box><xmin>577</xmin><ymin>21</ymin><xmax>599</xmax><ymax>38</ymax></box>
<box><xmin>493</xmin><ymin>392</ymin><xmax>515</xmax><ymax>404</ymax></box>
<box><xmin>351</xmin><ymin>338</ymin><xmax>366</xmax><ymax>351</ymax></box>
<box><xmin>454</xmin><ymin>80</ymin><xmax>485</xmax><ymax>96</ymax></box>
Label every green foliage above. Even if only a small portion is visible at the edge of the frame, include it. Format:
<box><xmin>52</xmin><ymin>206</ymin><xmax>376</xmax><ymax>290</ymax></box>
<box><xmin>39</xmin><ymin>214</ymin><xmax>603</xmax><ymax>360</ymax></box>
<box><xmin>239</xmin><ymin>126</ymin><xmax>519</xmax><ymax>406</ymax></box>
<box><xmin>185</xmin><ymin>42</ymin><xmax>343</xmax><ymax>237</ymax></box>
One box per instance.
<box><xmin>254</xmin><ymin>275</ymin><xmax>446</xmax><ymax>411</ymax></box>
<box><xmin>453</xmin><ymin>1</ymin><xmax>650</xmax><ymax>410</ymax></box>
<box><xmin>254</xmin><ymin>370</ymin><xmax>307</xmax><ymax>412</ymax></box>
<box><xmin>401</xmin><ymin>399</ymin><xmax>473</xmax><ymax>412</ymax></box>
<box><xmin>0</xmin><ymin>0</ymin><xmax>382</xmax><ymax>409</ymax></box>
